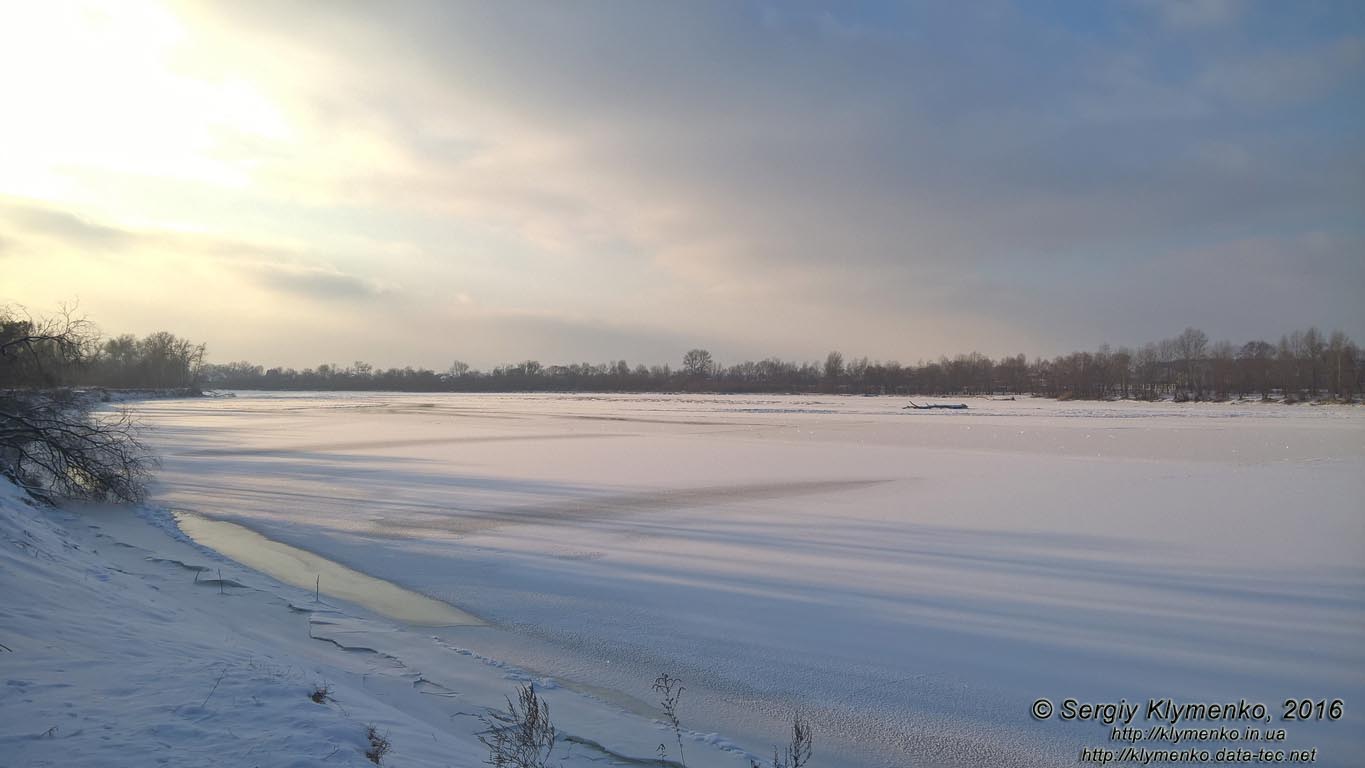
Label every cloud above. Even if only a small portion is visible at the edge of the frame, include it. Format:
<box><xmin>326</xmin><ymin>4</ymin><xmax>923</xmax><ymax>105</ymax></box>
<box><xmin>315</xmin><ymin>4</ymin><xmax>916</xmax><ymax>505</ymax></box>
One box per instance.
<box><xmin>1149</xmin><ymin>0</ymin><xmax>1242</xmax><ymax>29</ymax></box>
<box><xmin>245</xmin><ymin>263</ymin><xmax>386</xmax><ymax>302</ymax></box>
<box><xmin>0</xmin><ymin>199</ymin><xmax>133</xmax><ymax>250</ymax></box>
<box><xmin>1197</xmin><ymin>37</ymin><xmax>1365</xmax><ymax>108</ymax></box>
<box><xmin>0</xmin><ymin>197</ymin><xmax>393</xmax><ymax>313</ymax></box>
<box><xmin>227</xmin><ymin>3</ymin><xmax>1358</xmax><ymax>271</ymax></box>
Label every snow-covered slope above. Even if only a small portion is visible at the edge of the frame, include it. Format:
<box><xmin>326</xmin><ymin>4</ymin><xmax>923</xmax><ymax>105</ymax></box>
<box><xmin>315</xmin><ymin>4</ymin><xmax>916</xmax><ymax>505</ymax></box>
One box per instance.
<box><xmin>0</xmin><ymin>477</ymin><xmax>747</xmax><ymax>767</ymax></box>
<box><xmin>0</xmin><ymin>478</ymin><xmax>472</xmax><ymax>766</ymax></box>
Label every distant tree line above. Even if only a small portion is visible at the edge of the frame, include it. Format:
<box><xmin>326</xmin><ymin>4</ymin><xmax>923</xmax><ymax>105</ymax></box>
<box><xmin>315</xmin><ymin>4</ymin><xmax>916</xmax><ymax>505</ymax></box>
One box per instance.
<box><xmin>198</xmin><ymin>326</ymin><xmax>1360</xmax><ymax>402</ymax></box>
<box><xmin>3</xmin><ymin>306</ymin><xmax>1358</xmax><ymax>402</ymax></box>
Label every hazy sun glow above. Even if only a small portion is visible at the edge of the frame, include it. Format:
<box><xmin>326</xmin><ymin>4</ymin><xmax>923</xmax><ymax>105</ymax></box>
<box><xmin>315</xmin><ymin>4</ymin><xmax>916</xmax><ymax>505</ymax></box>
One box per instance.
<box><xmin>2</xmin><ymin>2</ymin><xmax>273</xmax><ymax>199</ymax></box>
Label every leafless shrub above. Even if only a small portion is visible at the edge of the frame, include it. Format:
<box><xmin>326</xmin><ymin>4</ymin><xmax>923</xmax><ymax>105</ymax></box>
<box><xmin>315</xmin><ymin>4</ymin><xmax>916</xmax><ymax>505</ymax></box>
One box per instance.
<box><xmin>652</xmin><ymin>672</ymin><xmax>686</xmax><ymax>767</ymax></box>
<box><xmin>310</xmin><ymin>683</ymin><xmax>333</xmax><ymax>704</ymax></box>
<box><xmin>750</xmin><ymin>714</ymin><xmax>812</xmax><ymax>768</ymax></box>
<box><xmin>365</xmin><ymin>725</ymin><xmax>392</xmax><ymax>764</ymax></box>
<box><xmin>478</xmin><ymin>683</ymin><xmax>557</xmax><ymax>768</ymax></box>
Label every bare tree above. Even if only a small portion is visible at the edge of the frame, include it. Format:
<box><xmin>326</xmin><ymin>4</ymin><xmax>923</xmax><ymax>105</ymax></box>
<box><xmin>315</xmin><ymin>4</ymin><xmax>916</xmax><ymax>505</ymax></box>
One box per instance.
<box><xmin>1208</xmin><ymin>340</ymin><xmax>1235</xmax><ymax>399</ymax></box>
<box><xmin>133</xmin><ymin>331</ymin><xmax>205</xmax><ymax>389</ymax></box>
<box><xmin>1237</xmin><ymin>341</ymin><xmax>1276</xmax><ymax>399</ymax></box>
<box><xmin>1326</xmin><ymin>330</ymin><xmax>1358</xmax><ymax>401</ymax></box>
<box><xmin>1</xmin><ymin>305</ymin><xmax>96</xmax><ymax>389</ymax></box>
<box><xmin>1173</xmin><ymin>327</ymin><xmax>1208</xmax><ymax>399</ymax></box>
<box><xmin>823</xmin><ymin>351</ymin><xmax>844</xmax><ymax>383</ymax></box>
<box><xmin>0</xmin><ymin>306</ymin><xmax>151</xmax><ymax>502</ymax></box>
<box><xmin>1302</xmin><ymin>327</ymin><xmax>1326</xmax><ymax>395</ymax></box>
<box><xmin>682</xmin><ymin>349</ymin><xmax>714</xmax><ymax>378</ymax></box>
<box><xmin>0</xmin><ymin>394</ymin><xmax>149</xmax><ymax>502</ymax></box>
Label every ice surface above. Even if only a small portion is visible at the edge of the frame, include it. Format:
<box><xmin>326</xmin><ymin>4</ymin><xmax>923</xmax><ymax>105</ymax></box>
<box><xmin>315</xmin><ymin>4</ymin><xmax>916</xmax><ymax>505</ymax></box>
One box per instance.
<box><xmin>175</xmin><ymin>511</ymin><xmax>482</xmax><ymax>626</ymax></box>
<box><xmin>126</xmin><ymin>393</ymin><xmax>1365</xmax><ymax>766</ymax></box>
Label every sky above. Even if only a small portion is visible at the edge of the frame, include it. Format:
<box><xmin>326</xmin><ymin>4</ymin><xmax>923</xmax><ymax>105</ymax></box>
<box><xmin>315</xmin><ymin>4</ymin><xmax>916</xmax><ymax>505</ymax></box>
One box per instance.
<box><xmin>2</xmin><ymin>0</ymin><xmax>1363</xmax><ymax>369</ymax></box>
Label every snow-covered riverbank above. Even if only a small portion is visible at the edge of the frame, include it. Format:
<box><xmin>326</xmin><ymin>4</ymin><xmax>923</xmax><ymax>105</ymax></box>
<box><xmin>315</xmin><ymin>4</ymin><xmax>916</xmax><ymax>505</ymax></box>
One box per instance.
<box><xmin>0</xmin><ymin>477</ymin><xmax>756</xmax><ymax>767</ymax></box>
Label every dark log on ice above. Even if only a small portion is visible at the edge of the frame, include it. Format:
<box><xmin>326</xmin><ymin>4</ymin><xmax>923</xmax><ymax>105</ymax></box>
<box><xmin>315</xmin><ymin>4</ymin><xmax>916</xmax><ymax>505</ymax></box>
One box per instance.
<box><xmin>903</xmin><ymin>400</ymin><xmax>968</xmax><ymax>410</ymax></box>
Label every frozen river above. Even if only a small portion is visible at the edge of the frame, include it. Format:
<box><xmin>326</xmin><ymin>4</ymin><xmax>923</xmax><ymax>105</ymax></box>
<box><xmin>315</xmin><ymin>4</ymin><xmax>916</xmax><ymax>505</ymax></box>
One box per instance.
<box><xmin>130</xmin><ymin>393</ymin><xmax>1365</xmax><ymax>767</ymax></box>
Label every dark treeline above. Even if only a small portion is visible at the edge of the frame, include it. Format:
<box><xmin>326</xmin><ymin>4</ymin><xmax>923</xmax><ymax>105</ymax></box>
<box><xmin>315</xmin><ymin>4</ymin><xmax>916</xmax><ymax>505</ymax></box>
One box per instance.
<box><xmin>201</xmin><ymin>327</ymin><xmax>1360</xmax><ymax>402</ymax></box>
<box><xmin>2</xmin><ymin>309</ymin><xmax>202</xmax><ymax>392</ymax></box>
<box><xmin>3</xmin><ymin>308</ymin><xmax>1359</xmax><ymax>401</ymax></box>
